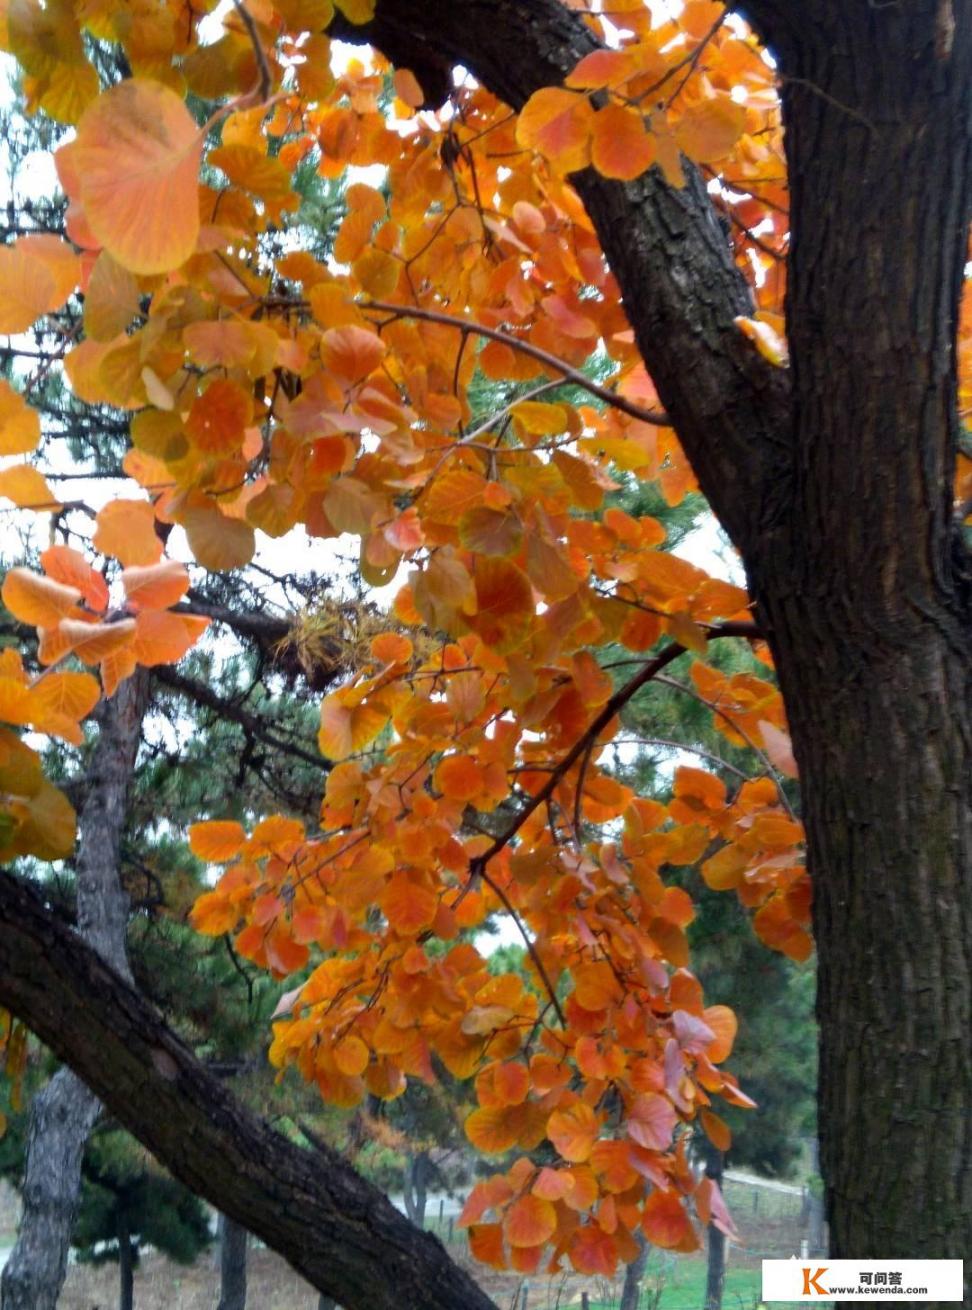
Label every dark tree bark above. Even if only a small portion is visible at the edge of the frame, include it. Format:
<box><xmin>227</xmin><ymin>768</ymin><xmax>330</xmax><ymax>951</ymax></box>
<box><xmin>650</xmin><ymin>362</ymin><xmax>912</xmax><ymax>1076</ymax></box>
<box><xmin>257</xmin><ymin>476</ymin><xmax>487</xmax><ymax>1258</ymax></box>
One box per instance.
<box><xmin>1</xmin><ymin>673</ymin><xmax>148</xmax><ymax>1310</ymax></box>
<box><xmin>0</xmin><ymin>872</ymin><xmax>499</xmax><ymax>1310</ymax></box>
<box><xmin>702</xmin><ymin>1148</ymin><xmax>725</xmax><ymax>1310</ymax></box>
<box><xmin>403</xmin><ymin>1151</ymin><xmax>430</xmax><ymax>1228</ymax></box>
<box><xmin>217</xmin><ymin>1214</ymin><xmax>248</xmax><ymax>1310</ymax></box>
<box><xmin>117</xmin><ymin>1208</ymin><xmax>135</xmax><ymax>1310</ymax></box>
<box><xmin>743</xmin><ymin>7</ymin><xmax>972</xmax><ymax>1297</ymax></box>
<box><xmin>618</xmin><ymin>1232</ymin><xmax>648</xmax><ymax>1310</ymax></box>
<box><xmin>335</xmin><ymin>3</ymin><xmax>972</xmax><ymax>1299</ymax></box>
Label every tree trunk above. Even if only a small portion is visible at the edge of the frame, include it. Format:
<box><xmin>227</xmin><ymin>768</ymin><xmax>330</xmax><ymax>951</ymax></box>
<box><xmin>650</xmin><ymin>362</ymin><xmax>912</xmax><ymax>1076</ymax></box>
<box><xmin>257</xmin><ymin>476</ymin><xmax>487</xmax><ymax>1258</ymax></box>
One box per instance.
<box><xmin>744</xmin><ymin>7</ymin><xmax>972</xmax><ymax>1299</ymax></box>
<box><xmin>0</xmin><ymin>872</ymin><xmax>499</xmax><ymax>1310</ymax></box>
<box><xmin>217</xmin><ymin>1213</ymin><xmax>248</xmax><ymax>1310</ymax></box>
<box><xmin>403</xmin><ymin>1151</ymin><xmax>430</xmax><ymax>1228</ymax></box>
<box><xmin>703</xmin><ymin>1149</ymin><xmax>725</xmax><ymax>1310</ymax></box>
<box><xmin>1</xmin><ymin>674</ymin><xmax>148</xmax><ymax>1310</ymax></box>
<box><xmin>117</xmin><ymin>1209</ymin><xmax>135</xmax><ymax>1310</ymax></box>
<box><xmin>618</xmin><ymin>1232</ymin><xmax>648</xmax><ymax>1310</ymax></box>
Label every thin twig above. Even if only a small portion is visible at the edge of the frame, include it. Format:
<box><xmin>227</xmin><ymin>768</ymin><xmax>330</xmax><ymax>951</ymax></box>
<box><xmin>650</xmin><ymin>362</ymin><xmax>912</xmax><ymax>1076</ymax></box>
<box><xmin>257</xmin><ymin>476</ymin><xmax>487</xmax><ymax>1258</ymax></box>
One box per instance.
<box><xmin>361</xmin><ymin>300</ymin><xmax>671</xmax><ymax>427</ymax></box>
<box><xmin>232</xmin><ymin>0</ymin><xmax>272</xmax><ymax>103</ymax></box>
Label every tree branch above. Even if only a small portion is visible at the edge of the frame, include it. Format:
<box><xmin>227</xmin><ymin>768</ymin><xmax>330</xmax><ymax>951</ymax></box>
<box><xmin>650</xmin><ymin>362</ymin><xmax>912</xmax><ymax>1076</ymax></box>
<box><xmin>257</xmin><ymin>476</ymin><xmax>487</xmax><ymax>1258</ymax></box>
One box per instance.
<box><xmin>0</xmin><ymin>872</ymin><xmax>498</xmax><ymax>1310</ymax></box>
<box><xmin>362</xmin><ymin>300</ymin><xmax>671</xmax><ymax>426</ymax></box>
<box><xmin>152</xmin><ymin>666</ymin><xmax>324</xmax><ymax>770</ymax></box>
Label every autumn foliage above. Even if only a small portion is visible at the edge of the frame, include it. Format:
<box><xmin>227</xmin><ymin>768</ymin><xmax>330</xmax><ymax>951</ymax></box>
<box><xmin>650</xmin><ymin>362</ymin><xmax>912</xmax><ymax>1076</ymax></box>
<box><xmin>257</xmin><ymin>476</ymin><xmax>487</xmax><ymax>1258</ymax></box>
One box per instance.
<box><xmin>9</xmin><ymin>0</ymin><xmax>959</xmax><ymax>1282</ymax></box>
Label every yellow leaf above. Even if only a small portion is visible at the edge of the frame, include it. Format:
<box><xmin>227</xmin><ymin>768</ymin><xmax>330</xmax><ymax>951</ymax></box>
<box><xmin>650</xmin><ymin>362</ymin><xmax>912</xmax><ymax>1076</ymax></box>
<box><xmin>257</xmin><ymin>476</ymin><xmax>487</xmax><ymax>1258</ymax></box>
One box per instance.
<box><xmin>674</xmin><ymin>98</ymin><xmax>746</xmax><ymax>165</ymax></box>
<box><xmin>0</xmin><ymin>465</ymin><xmax>58</xmax><ymax>510</ymax></box>
<box><xmin>0</xmin><ymin>245</ymin><xmax>55</xmax><ymax>333</ymax></box>
<box><xmin>93</xmin><ymin>500</ymin><xmax>163</xmax><ymax>566</ymax></box>
<box><xmin>68</xmin><ymin>79</ymin><xmax>203</xmax><ymax>274</ymax></box>
<box><xmin>1</xmin><ymin>568</ymin><xmax>83</xmax><ymax>634</ymax></box>
<box><xmin>83</xmin><ymin>250</ymin><xmax>141</xmax><ymax>342</ymax></box>
<box><xmin>182</xmin><ymin>505</ymin><xmax>255</xmax><ymax>571</ymax></box>
<box><xmin>0</xmin><ymin>381</ymin><xmax>41</xmax><ymax>455</ymax></box>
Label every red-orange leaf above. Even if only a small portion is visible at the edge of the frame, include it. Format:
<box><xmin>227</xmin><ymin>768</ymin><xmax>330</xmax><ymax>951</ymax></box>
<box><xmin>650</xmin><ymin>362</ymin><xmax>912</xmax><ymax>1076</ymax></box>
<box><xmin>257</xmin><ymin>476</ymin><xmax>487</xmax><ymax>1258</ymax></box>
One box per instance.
<box><xmin>503</xmin><ymin>1194</ymin><xmax>556</xmax><ymax>1248</ymax></box>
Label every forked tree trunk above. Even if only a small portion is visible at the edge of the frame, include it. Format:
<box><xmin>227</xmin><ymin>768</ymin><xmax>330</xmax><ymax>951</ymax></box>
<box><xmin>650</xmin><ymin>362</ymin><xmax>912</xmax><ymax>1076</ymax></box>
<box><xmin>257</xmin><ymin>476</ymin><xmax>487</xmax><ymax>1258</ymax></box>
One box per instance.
<box><xmin>217</xmin><ymin>1213</ymin><xmax>248</xmax><ymax>1310</ymax></box>
<box><xmin>0</xmin><ymin>674</ymin><xmax>148</xmax><ymax>1310</ymax></box>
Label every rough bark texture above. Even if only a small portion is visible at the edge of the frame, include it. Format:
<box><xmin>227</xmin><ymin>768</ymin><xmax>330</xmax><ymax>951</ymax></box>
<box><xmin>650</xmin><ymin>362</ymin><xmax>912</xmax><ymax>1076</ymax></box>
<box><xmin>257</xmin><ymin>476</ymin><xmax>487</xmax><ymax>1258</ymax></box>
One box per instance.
<box><xmin>747</xmin><ymin>6</ymin><xmax>972</xmax><ymax>1298</ymax></box>
<box><xmin>217</xmin><ymin>1214</ymin><xmax>249</xmax><ymax>1310</ymax></box>
<box><xmin>1</xmin><ymin>673</ymin><xmax>148</xmax><ymax>1310</ymax></box>
<box><xmin>0</xmin><ymin>873</ymin><xmax>499</xmax><ymax>1310</ymax></box>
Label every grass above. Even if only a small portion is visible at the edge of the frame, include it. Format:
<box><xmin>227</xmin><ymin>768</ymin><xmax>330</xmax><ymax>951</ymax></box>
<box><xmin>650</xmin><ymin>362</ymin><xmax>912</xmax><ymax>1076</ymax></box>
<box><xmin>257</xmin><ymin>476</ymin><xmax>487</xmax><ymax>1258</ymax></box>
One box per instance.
<box><xmin>578</xmin><ymin>1254</ymin><xmax>761</xmax><ymax>1310</ymax></box>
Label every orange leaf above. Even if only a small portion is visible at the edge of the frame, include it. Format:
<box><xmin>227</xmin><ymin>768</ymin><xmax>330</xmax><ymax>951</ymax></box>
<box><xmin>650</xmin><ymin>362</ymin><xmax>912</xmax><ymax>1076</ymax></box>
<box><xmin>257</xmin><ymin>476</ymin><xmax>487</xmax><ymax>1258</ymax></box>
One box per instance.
<box><xmin>434</xmin><ymin>753</ymin><xmax>485</xmax><ymax>802</ymax></box>
<box><xmin>569</xmin><ymin>1224</ymin><xmax>618</xmax><ymax>1276</ymax></box>
<box><xmin>700</xmin><ymin>1108</ymin><xmax>732</xmax><ymax>1151</ymax></box>
<box><xmin>547</xmin><ymin>1101</ymin><xmax>597</xmax><ymax>1163</ymax></box>
<box><xmin>566</xmin><ymin>49</ymin><xmax>636</xmax><ymax>89</ymax></box>
<box><xmin>320</xmin><ymin>325</ymin><xmax>386</xmax><ymax>386</ymax></box>
<box><xmin>0</xmin><ymin>380</ymin><xmax>41</xmax><ymax>455</ymax></box>
<box><xmin>702</xmin><ymin>1005</ymin><xmax>737</xmax><ymax>1063</ymax></box>
<box><xmin>68</xmin><ymin>80</ymin><xmax>203</xmax><ymax>274</ymax></box>
<box><xmin>2</xmin><ymin>569</ymin><xmax>81</xmax><ymax>628</ymax></box>
<box><xmin>186</xmin><ymin>379</ymin><xmax>251</xmax><ymax>454</ymax></box>
<box><xmin>674</xmin><ymin>98</ymin><xmax>746</xmax><ymax>165</ymax></box>
<box><xmin>190</xmin><ymin>891</ymin><xmax>238</xmax><ymax>936</ymax></box>
<box><xmin>333</xmin><ymin>1034</ymin><xmax>370</xmax><ymax>1077</ymax></box>
<box><xmin>468</xmin><ymin>1223</ymin><xmax>506</xmax><ymax>1270</ymax></box>
<box><xmin>503</xmin><ymin>1194</ymin><xmax>556</xmax><ymax>1248</ymax></box>
<box><xmin>121</xmin><ymin>560</ymin><xmax>190</xmax><ymax>611</ymax></box>
<box><xmin>382</xmin><ymin>872</ymin><xmax>437</xmax><ymax>935</ymax></box>
<box><xmin>465</xmin><ymin>1105</ymin><xmax>523</xmax><ymax>1155</ymax></box>
<box><xmin>516</xmin><ymin>87</ymin><xmax>594</xmax><ymax>173</ymax></box>
<box><xmin>57</xmin><ymin>619</ymin><xmax>137</xmax><ymax>665</ymax></box>
<box><xmin>94</xmin><ymin>500</ymin><xmax>162</xmax><ymax>566</ymax></box>
<box><xmin>642</xmin><ymin>1188</ymin><xmax>697</xmax><ymax>1250</ymax></box>
<box><xmin>189</xmin><ymin>820</ymin><xmax>246</xmax><ymax>862</ymax></box>
<box><xmin>318</xmin><ymin>690</ymin><xmax>389</xmax><ymax>760</ymax></box>
<box><xmin>0</xmin><ymin>465</ymin><xmax>59</xmax><ymax>509</ymax></box>
<box><xmin>591</xmin><ymin>105</ymin><xmax>656</xmax><ymax>181</ymax></box>
<box><xmin>572</xmin><ymin>961</ymin><xmax>621</xmax><ymax>1012</ymax></box>
<box><xmin>40</xmin><ymin>546</ymin><xmax>108</xmax><ymax>612</ymax></box>
<box><xmin>132</xmin><ymin>610</ymin><xmax>208</xmax><ymax>666</ymax></box>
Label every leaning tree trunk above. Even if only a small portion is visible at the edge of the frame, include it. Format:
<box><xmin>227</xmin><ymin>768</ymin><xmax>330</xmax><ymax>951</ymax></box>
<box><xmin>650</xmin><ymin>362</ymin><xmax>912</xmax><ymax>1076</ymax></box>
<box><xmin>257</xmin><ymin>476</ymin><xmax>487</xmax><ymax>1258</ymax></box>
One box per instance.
<box><xmin>0</xmin><ymin>674</ymin><xmax>148</xmax><ymax>1310</ymax></box>
<box><xmin>745</xmin><ymin>4</ymin><xmax>972</xmax><ymax>1303</ymax></box>
<box><xmin>217</xmin><ymin>1213</ymin><xmax>249</xmax><ymax>1310</ymax></box>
